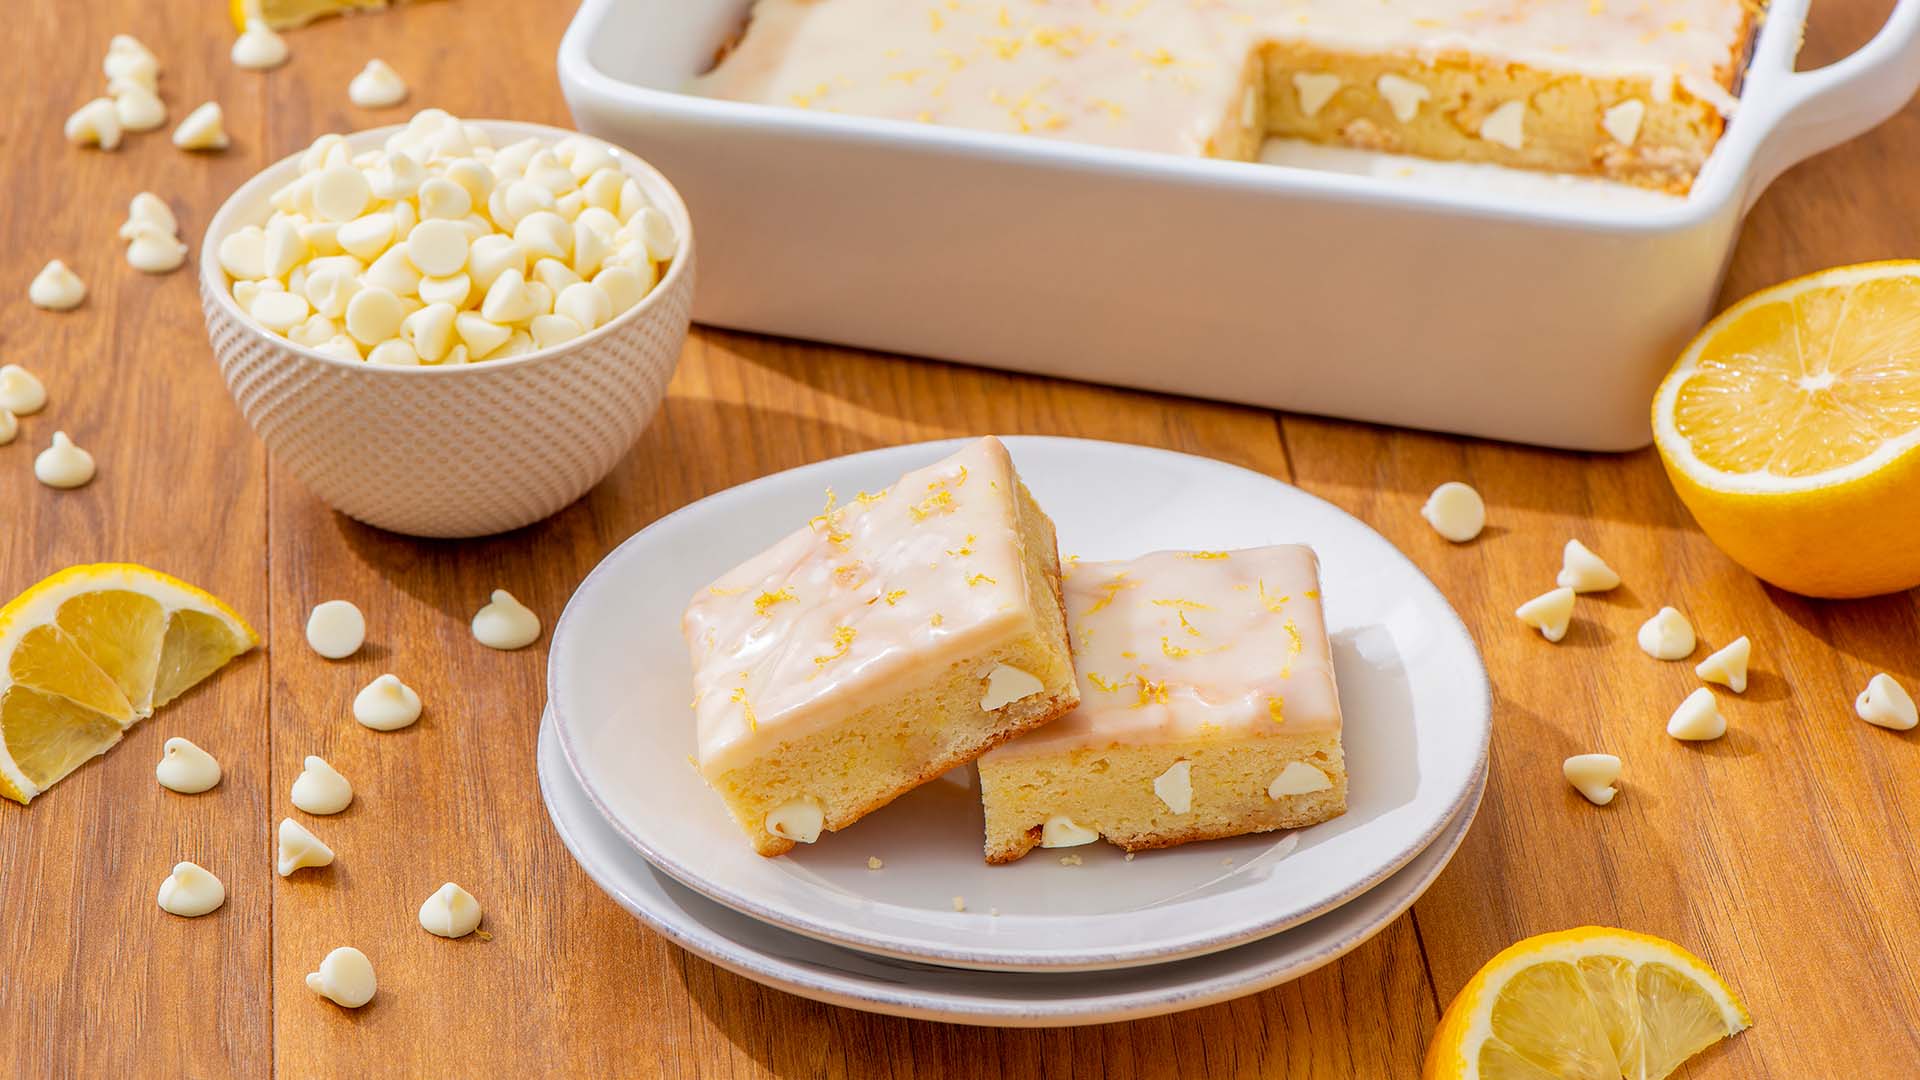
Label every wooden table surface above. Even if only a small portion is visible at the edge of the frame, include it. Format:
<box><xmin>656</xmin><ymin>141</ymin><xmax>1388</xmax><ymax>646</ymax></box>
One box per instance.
<box><xmin>5</xmin><ymin>1</ymin><xmax>1917</xmax><ymax>1076</ymax></box>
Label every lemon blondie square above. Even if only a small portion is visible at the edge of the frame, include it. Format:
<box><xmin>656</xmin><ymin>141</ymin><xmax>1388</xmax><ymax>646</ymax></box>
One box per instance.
<box><xmin>684</xmin><ymin>437</ymin><xmax>1079</xmax><ymax>856</ymax></box>
<box><xmin>977</xmin><ymin>546</ymin><xmax>1345</xmax><ymax>863</ymax></box>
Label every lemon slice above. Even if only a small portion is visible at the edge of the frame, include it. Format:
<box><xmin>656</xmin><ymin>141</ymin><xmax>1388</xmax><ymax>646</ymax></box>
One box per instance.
<box><xmin>231</xmin><ymin>0</ymin><xmax>433</xmax><ymax>31</ymax></box>
<box><xmin>0</xmin><ymin>565</ymin><xmax>258</xmax><ymax>803</ymax></box>
<box><xmin>1423</xmin><ymin>927</ymin><xmax>1750</xmax><ymax>1080</ymax></box>
<box><xmin>1653</xmin><ymin>260</ymin><xmax>1920</xmax><ymax>597</ymax></box>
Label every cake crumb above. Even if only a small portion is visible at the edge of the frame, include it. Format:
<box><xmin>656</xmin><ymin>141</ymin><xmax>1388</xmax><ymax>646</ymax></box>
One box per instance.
<box><xmin>867</xmin><ymin>856</ymin><xmax>884</xmax><ymax>870</ymax></box>
<box><xmin>951</xmin><ymin>895</ymin><xmax>966</xmax><ymax>912</ymax></box>
<box><xmin>1124</xmin><ymin>852</ymin><xmax>1135</xmax><ymax>862</ymax></box>
<box><xmin>1058</xmin><ymin>854</ymin><xmax>1083</xmax><ymax>867</ymax></box>
<box><xmin>989</xmin><ymin>907</ymin><xmax>1001</xmax><ymax>917</ymax></box>
<box><xmin>1221</xmin><ymin>858</ymin><xmax>1235</xmax><ymax>867</ymax></box>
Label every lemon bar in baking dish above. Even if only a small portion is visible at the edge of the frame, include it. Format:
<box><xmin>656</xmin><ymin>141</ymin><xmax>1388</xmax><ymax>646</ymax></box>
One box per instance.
<box><xmin>977</xmin><ymin>546</ymin><xmax>1345</xmax><ymax>864</ymax></box>
<box><xmin>683</xmin><ymin>437</ymin><xmax>1079</xmax><ymax>856</ymax></box>
<box><xmin>693</xmin><ymin>0</ymin><xmax>1757</xmax><ymax>192</ymax></box>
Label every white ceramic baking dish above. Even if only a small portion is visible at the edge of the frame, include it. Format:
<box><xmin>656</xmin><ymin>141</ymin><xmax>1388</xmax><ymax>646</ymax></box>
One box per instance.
<box><xmin>559</xmin><ymin>0</ymin><xmax>1920</xmax><ymax>450</ymax></box>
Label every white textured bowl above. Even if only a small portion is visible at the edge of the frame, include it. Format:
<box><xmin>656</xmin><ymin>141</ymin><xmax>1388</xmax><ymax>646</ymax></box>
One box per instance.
<box><xmin>200</xmin><ymin>119</ymin><xmax>695</xmax><ymax>538</ymax></box>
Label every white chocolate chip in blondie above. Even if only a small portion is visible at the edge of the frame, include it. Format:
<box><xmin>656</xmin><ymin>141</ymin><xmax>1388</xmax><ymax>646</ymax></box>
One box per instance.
<box><xmin>1695</xmin><ymin>636</ymin><xmax>1751</xmax><ymax>693</ymax></box>
<box><xmin>1152</xmin><ymin>760</ymin><xmax>1193</xmax><ymax>814</ymax></box>
<box><xmin>304</xmin><ymin>599</ymin><xmax>365</xmax><ymax>659</ymax></box>
<box><xmin>353</xmin><ymin>674</ymin><xmax>422</xmax><ymax>732</ymax></box>
<box><xmin>1856</xmin><ymin>673</ymin><xmax>1918</xmax><ymax>731</ymax></box>
<box><xmin>28</xmin><ymin>261</ymin><xmax>86</xmax><ymax>311</ymax></box>
<box><xmin>277</xmin><ymin>817</ymin><xmax>336</xmax><ymax>876</ymax></box>
<box><xmin>1666</xmin><ymin>687</ymin><xmax>1725</xmax><ymax>741</ymax></box>
<box><xmin>1562</xmin><ymin>753</ymin><xmax>1621</xmax><ymax>806</ymax></box>
<box><xmin>471</xmin><ymin>589</ymin><xmax>541</xmax><ymax>650</ymax></box>
<box><xmin>1515</xmin><ymin>587</ymin><xmax>1576</xmax><ymax>643</ymax></box>
<box><xmin>35</xmin><ymin>432</ymin><xmax>96</xmax><ymax>490</ymax></box>
<box><xmin>1637</xmin><ymin>607</ymin><xmax>1696</xmax><ymax>660</ymax></box>
<box><xmin>155</xmin><ymin>737</ymin><xmax>221</xmax><ymax>794</ymax></box>
<box><xmin>1421</xmin><ymin>481</ymin><xmax>1485</xmax><ymax>542</ymax></box>
<box><xmin>306</xmin><ymin>947</ymin><xmax>376</xmax><ymax>1008</ymax></box>
<box><xmin>1040</xmin><ymin>815</ymin><xmax>1098</xmax><ymax>848</ymax></box>
<box><xmin>418</xmin><ymin>882</ymin><xmax>483</xmax><ymax>938</ymax></box>
<box><xmin>1480</xmin><ymin>100</ymin><xmax>1527</xmax><ymax>150</ymax></box>
<box><xmin>157</xmin><ymin>861</ymin><xmax>226</xmax><ymax>918</ymax></box>
<box><xmin>1268</xmin><ymin>761</ymin><xmax>1333</xmax><ymax>798</ymax></box>
<box><xmin>0</xmin><ymin>365</ymin><xmax>47</xmax><ymax>415</ymax></box>
<box><xmin>980</xmin><ymin>664</ymin><xmax>1044</xmax><ymax>711</ymax></box>
<box><xmin>1602</xmin><ymin>99</ymin><xmax>1646</xmax><ymax>146</ymax></box>
<box><xmin>765</xmin><ymin>796</ymin><xmax>824</xmax><ymax>844</ymax></box>
<box><xmin>290</xmin><ymin>755</ymin><xmax>353</xmax><ymax>815</ymax></box>
<box><xmin>1293</xmin><ymin>72</ymin><xmax>1342</xmax><ymax>118</ymax></box>
<box><xmin>1556</xmin><ymin>539</ymin><xmax>1620</xmax><ymax>593</ymax></box>
<box><xmin>1376</xmin><ymin>74</ymin><xmax>1430</xmax><ymax>123</ymax></box>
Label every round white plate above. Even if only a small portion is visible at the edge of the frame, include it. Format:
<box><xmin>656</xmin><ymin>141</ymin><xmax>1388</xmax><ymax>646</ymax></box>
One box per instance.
<box><xmin>540</xmin><ymin>710</ymin><xmax>1485</xmax><ymax>1027</ymax></box>
<box><xmin>550</xmin><ymin>437</ymin><xmax>1490</xmax><ymax>971</ymax></box>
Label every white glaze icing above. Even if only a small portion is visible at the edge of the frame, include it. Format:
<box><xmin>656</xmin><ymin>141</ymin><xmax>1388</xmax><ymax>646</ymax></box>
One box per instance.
<box><xmin>982</xmin><ymin>545</ymin><xmax>1339</xmax><ymax>762</ymax></box>
<box><xmin>684</xmin><ymin>436</ymin><xmax>1039</xmax><ymax>776</ymax></box>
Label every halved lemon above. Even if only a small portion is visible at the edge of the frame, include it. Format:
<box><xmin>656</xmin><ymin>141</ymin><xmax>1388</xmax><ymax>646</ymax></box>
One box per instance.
<box><xmin>1423</xmin><ymin>927</ymin><xmax>1750</xmax><ymax>1080</ymax></box>
<box><xmin>0</xmin><ymin>565</ymin><xmax>258</xmax><ymax>804</ymax></box>
<box><xmin>1653</xmin><ymin>260</ymin><xmax>1920</xmax><ymax>598</ymax></box>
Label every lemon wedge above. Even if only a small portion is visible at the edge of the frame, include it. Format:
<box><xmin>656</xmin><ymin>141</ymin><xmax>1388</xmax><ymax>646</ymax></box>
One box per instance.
<box><xmin>230</xmin><ymin>0</ymin><xmax>435</xmax><ymax>31</ymax></box>
<box><xmin>0</xmin><ymin>565</ymin><xmax>258</xmax><ymax>803</ymax></box>
<box><xmin>1423</xmin><ymin>927</ymin><xmax>1750</xmax><ymax>1080</ymax></box>
<box><xmin>1653</xmin><ymin>260</ymin><xmax>1920</xmax><ymax>597</ymax></box>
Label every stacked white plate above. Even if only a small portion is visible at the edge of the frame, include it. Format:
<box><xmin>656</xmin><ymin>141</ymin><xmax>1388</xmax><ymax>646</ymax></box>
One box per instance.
<box><xmin>540</xmin><ymin>437</ymin><xmax>1492</xmax><ymax>1025</ymax></box>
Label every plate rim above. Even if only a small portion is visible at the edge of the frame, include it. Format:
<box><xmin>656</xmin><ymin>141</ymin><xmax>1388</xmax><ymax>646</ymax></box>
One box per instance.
<box><xmin>549</xmin><ymin>435</ymin><xmax>1492</xmax><ymax>970</ymax></box>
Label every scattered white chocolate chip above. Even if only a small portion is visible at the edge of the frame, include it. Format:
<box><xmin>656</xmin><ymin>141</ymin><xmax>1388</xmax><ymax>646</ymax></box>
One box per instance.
<box><xmin>1268</xmin><ymin>761</ymin><xmax>1333</xmax><ymax>797</ymax></box>
<box><xmin>1856</xmin><ymin>673</ymin><xmax>1918</xmax><ymax>731</ymax></box>
<box><xmin>114</xmin><ymin>83</ymin><xmax>167</xmax><ymax>132</ymax></box>
<box><xmin>121</xmin><ymin>192</ymin><xmax>179</xmax><ymax>238</ymax></box>
<box><xmin>348</xmin><ymin>59</ymin><xmax>408</xmax><ymax>108</ymax></box>
<box><xmin>34</xmin><ymin>432</ymin><xmax>96</xmax><ymax>490</ymax></box>
<box><xmin>471</xmin><ymin>589</ymin><xmax>541</xmax><ymax>650</ymax></box>
<box><xmin>980</xmin><ymin>664</ymin><xmax>1044</xmax><ymax>710</ymax></box>
<box><xmin>353</xmin><ymin>674</ymin><xmax>422</xmax><ymax>732</ymax></box>
<box><xmin>304</xmin><ymin>600</ymin><xmax>365</xmax><ymax>659</ymax></box>
<box><xmin>1602</xmin><ymin>99</ymin><xmax>1646</xmax><ymax>147</ymax></box>
<box><xmin>306</xmin><ymin>946</ymin><xmax>376</xmax><ymax>1008</ymax></box>
<box><xmin>1637</xmin><ymin>607</ymin><xmax>1696</xmax><ymax>660</ymax></box>
<box><xmin>1152</xmin><ymin>760</ymin><xmax>1193</xmax><ymax>814</ymax></box>
<box><xmin>1480</xmin><ymin>100</ymin><xmax>1527</xmax><ymax>150</ymax></box>
<box><xmin>277</xmin><ymin>817</ymin><xmax>335</xmax><ymax>876</ymax></box>
<box><xmin>231</xmin><ymin>25</ymin><xmax>289</xmax><ymax>70</ymax></box>
<box><xmin>1695</xmin><ymin>636</ymin><xmax>1751</xmax><ymax>693</ymax></box>
<box><xmin>1293</xmin><ymin>72</ymin><xmax>1341</xmax><ymax>118</ymax></box>
<box><xmin>1421</xmin><ymin>481</ymin><xmax>1484</xmax><ymax>542</ymax></box>
<box><xmin>0</xmin><ymin>365</ymin><xmax>47</xmax><ymax>415</ymax></box>
<box><xmin>1562</xmin><ymin>754</ymin><xmax>1621</xmax><ymax>806</ymax></box>
<box><xmin>28</xmin><ymin>261</ymin><xmax>86</xmax><ymax>311</ymax></box>
<box><xmin>1666</xmin><ymin>687</ymin><xmax>1726</xmax><ymax>741</ymax></box>
<box><xmin>104</xmin><ymin>34</ymin><xmax>159</xmax><ymax>87</ymax></box>
<box><xmin>173</xmin><ymin>102</ymin><xmax>229</xmax><ymax>151</ymax></box>
<box><xmin>155</xmin><ymin>737</ymin><xmax>221</xmax><ymax>793</ymax></box>
<box><xmin>765</xmin><ymin>796</ymin><xmax>824</xmax><ymax>844</ymax></box>
<box><xmin>126</xmin><ymin>227</ymin><xmax>189</xmax><ymax>274</ymax></box>
<box><xmin>1376</xmin><ymin>74</ymin><xmax>1430</xmax><ymax>122</ymax></box>
<box><xmin>157</xmin><ymin>861</ymin><xmax>226</xmax><ymax>918</ymax></box>
<box><xmin>290</xmin><ymin>755</ymin><xmax>353</xmax><ymax>815</ymax></box>
<box><xmin>0</xmin><ymin>411</ymin><xmax>16</xmax><ymax>447</ymax></box>
<box><xmin>1515</xmin><ymin>586</ymin><xmax>1575</xmax><ymax>643</ymax></box>
<box><xmin>866</xmin><ymin>856</ymin><xmax>883</xmax><ymax>870</ymax></box>
<box><xmin>418</xmin><ymin>882</ymin><xmax>483</xmax><ymax>938</ymax></box>
<box><xmin>1556</xmin><ymin>539</ymin><xmax>1620</xmax><ymax>593</ymax></box>
<box><xmin>65</xmin><ymin>98</ymin><xmax>123</xmax><ymax>150</ymax></box>
<box><xmin>1040</xmin><ymin>814</ymin><xmax>1098</xmax><ymax>848</ymax></box>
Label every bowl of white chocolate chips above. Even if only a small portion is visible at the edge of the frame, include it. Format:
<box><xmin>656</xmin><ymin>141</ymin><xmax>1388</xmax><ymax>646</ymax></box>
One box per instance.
<box><xmin>199</xmin><ymin>109</ymin><xmax>693</xmax><ymax>538</ymax></box>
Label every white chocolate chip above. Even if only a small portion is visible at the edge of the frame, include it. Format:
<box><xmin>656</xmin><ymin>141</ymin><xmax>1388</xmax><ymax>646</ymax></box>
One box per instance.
<box><xmin>157</xmin><ymin>861</ymin><xmax>225</xmax><ymax>918</ymax></box>
<box><xmin>312</xmin><ymin>165</ymin><xmax>373</xmax><ymax>224</ymax></box>
<box><xmin>418</xmin><ymin>882</ymin><xmax>483</xmax><ymax>938</ymax></box>
<box><xmin>345</xmin><ymin>286</ymin><xmax>407</xmax><ymax>345</ymax></box>
<box><xmin>455</xmin><ymin>312</ymin><xmax>514</xmax><ymax>359</ymax></box>
<box><xmin>1557</xmin><ymin>539</ymin><xmax>1621</xmax><ymax>593</ymax></box>
<box><xmin>1856</xmin><ymin>673</ymin><xmax>1918</xmax><ymax>731</ymax></box>
<box><xmin>471</xmin><ymin>589</ymin><xmax>541</xmax><ymax>650</ymax></box>
<box><xmin>1268</xmin><ymin>761</ymin><xmax>1333</xmax><ymax>797</ymax></box>
<box><xmin>1376</xmin><ymin>74</ymin><xmax>1430</xmax><ymax>123</ymax></box>
<box><xmin>120</xmin><ymin>193</ymin><xmax>179</xmax><ymax>238</ymax></box>
<box><xmin>979</xmin><ymin>663</ymin><xmax>1045</xmax><ymax>710</ymax></box>
<box><xmin>1515</xmin><ymin>586</ymin><xmax>1575</xmax><ymax>643</ymax></box>
<box><xmin>529</xmin><ymin>313</ymin><xmax>579</xmax><ymax>349</ymax></box>
<box><xmin>1666</xmin><ymin>687</ymin><xmax>1725</xmax><ymax>741</ymax></box>
<box><xmin>401</xmin><ymin>302</ymin><xmax>459</xmax><ymax>362</ymax></box>
<box><xmin>126</xmin><ymin>227</ymin><xmax>189</xmax><ymax>274</ymax></box>
<box><xmin>28</xmin><ymin>261</ymin><xmax>86</xmax><ymax>311</ymax></box>
<box><xmin>173</xmin><ymin>102</ymin><xmax>230</xmax><ymax>151</ymax></box>
<box><xmin>1562</xmin><ymin>753</ymin><xmax>1621</xmax><ymax>806</ymax></box>
<box><xmin>1421</xmin><ymin>481</ymin><xmax>1484</xmax><ymax>542</ymax></box>
<box><xmin>406</xmin><ymin>219</ymin><xmax>471</xmax><ymax>277</ymax></box>
<box><xmin>1637</xmin><ymin>607</ymin><xmax>1696</xmax><ymax>660</ymax></box>
<box><xmin>290</xmin><ymin>755</ymin><xmax>353</xmax><ymax>815</ymax></box>
<box><xmin>1152</xmin><ymin>760</ymin><xmax>1193</xmax><ymax>814</ymax></box>
<box><xmin>765</xmin><ymin>796</ymin><xmax>824</xmax><ymax>844</ymax></box>
<box><xmin>0</xmin><ymin>411</ymin><xmax>16</xmax><ymax>447</ymax></box>
<box><xmin>231</xmin><ymin>25</ymin><xmax>290</xmax><ymax>70</ymax></box>
<box><xmin>304</xmin><ymin>599</ymin><xmax>366</xmax><ymax>659</ymax></box>
<box><xmin>353</xmin><ymin>674</ymin><xmax>422</xmax><ymax>731</ymax></box>
<box><xmin>34</xmin><ymin>432</ymin><xmax>95</xmax><ymax>490</ymax></box>
<box><xmin>306</xmin><ymin>947</ymin><xmax>376</xmax><ymax>1009</ymax></box>
<box><xmin>594</xmin><ymin>265</ymin><xmax>650</xmax><ymax>315</ymax></box>
<box><xmin>1293</xmin><ymin>72</ymin><xmax>1342</xmax><ymax>118</ymax></box>
<box><xmin>1603</xmin><ymin>99</ymin><xmax>1646</xmax><ymax>146</ymax></box>
<box><xmin>631</xmin><ymin>207</ymin><xmax>678</xmax><ymax>263</ymax></box>
<box><xmin>1040</xmin><ymin>814</ymin><xmax>1098</xmax><ymax>848</ymax></box>
<box><xmin>155</xmin><ymin>737</ymin><xmax>221</xmax><ymax>794</ymax></box>
<box><xmin>1480</xmin><ymin>100</ymin><xmax>1527</xmax><ymax>150</ymax></box>
<box><xmin>348</xmin><ymin>59</ymin><xmax>408</xmax><ymax>109</ymax></box>
<box><xmin>554</xmin><ymin>281</ymin><xmax>613</xmax><ymax>331</ymax></box>
<box><xmin>114</xmin><ymin>83</ymin><xmax>167</xmax><ymax>132</ymax></box>
<box><xmin>65</xmin><ymin>98</ymin><xmax>123</xmax><ymax>150</ymax></box>
<box><xmin>277</xmin><ymin>817</ymin><xmax>335</xmax><ymax>876</ymax></box>
<box><xmin>0</xmin><ymin>365</ymin><xmax>48</xmax><ymax>415</ymax></box>
<box><xmin>1695</xmin><ymin>636</ymin><xmax>1751</xmax><ymax>693</ymax></box>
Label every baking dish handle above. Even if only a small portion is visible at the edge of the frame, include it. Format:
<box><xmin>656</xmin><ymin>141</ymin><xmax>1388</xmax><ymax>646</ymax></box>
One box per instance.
<box><xmin>1741</xmin><ymin>0</ymin><xmax>1920</xmax><ymax>212</ymax></box>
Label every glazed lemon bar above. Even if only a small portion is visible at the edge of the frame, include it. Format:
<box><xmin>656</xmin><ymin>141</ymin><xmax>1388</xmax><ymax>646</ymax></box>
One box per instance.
<box><xmin>977</xmin><ymin>546</ymin><xmax>1345</xmax><ymax>863</ymax></box>
<box><xmin>694</xmin><ymin>0</ymin><xmax>1756</xmax><ymax>192</ymax></box>
<box><xmin>684</xmin><ymin>437</ymin><xmax>1079</xmax><ymax>856</ymax></box>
